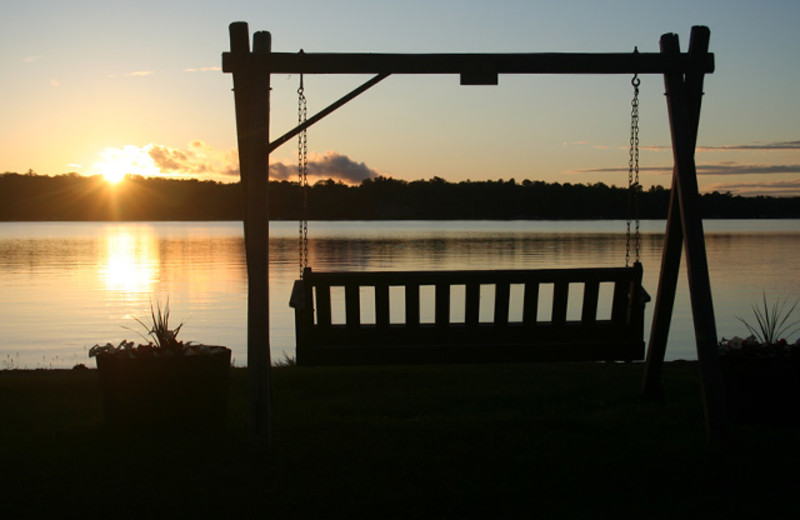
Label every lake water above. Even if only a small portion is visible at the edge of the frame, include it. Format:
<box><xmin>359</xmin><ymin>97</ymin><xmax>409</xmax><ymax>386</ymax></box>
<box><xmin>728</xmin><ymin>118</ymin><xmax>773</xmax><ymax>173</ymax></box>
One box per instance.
<box><xmin>1</xmin><ymin>220</ymin><xmax>798</xmax><ymax>369</ymax></box>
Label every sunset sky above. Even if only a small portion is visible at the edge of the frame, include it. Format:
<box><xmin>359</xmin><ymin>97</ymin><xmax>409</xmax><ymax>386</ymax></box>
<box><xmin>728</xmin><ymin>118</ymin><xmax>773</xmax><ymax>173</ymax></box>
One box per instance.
<box><xmin>2</xmin><ymin>0</ymin><xmax>799</xmax><ymax>196</ymax></box>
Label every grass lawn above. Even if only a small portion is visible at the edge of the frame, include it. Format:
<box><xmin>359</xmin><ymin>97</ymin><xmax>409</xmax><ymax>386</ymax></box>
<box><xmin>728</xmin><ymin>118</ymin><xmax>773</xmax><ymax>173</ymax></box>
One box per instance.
<box><xmin>2</xmin><ymin>362</ymin><xmax>799</xmax><ymax>519</ymax></box>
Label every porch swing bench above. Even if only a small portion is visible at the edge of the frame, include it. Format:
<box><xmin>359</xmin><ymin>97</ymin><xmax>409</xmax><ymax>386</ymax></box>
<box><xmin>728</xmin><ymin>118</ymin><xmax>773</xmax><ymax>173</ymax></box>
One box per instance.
<box><xmin>286</xmin><ymin>53</ymin><xmax>650</xmax><ymax>366</ymax></box>
<box><xmin>290</xmin><ymin>264</ymin><xmax>649</xmax><ymax>366</ymax></box>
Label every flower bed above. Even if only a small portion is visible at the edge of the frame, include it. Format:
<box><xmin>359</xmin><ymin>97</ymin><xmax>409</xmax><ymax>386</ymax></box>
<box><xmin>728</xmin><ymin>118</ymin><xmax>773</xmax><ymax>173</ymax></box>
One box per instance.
<box><xmin>92</xmin><ymin>342</ymin><xmax>231</xmax><ymax>430</ymax></box>
<box><xmin>89</xmin><ymin>301</ymin><xmax>231</xmax><ymax>431</ymax></box>
<box><xmin>718</xmin><ymin>335</ymin><xmax>800</xmax><ymax>426</ymax></box>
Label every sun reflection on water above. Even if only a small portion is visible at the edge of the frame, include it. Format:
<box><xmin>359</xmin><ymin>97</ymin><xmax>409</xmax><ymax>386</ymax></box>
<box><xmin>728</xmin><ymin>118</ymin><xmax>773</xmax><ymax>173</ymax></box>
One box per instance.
<box><xmin>100</xmin><ymin>227</ymin><xmax>159</xmax><ymax>297</ymax></box>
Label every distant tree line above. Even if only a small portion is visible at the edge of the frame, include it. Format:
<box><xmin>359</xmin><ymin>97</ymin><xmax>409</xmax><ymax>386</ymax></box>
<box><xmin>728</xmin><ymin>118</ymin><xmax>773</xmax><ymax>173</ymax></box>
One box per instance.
<box><xmin>2</xmin><ymin>172</ymin><xmax>799</xmax><ymax>221</ymax></box>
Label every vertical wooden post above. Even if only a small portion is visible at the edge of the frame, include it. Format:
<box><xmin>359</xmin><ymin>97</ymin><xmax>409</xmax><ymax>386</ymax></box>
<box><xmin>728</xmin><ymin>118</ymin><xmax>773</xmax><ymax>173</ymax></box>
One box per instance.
<box><xmin>658</xmin><ymin>28</ymin><xmax>727</xmax><ymax>441</ymax></box>
<box><xmin>643</xmin><ymin>26</ymin><xmax>709</xmax><ymax>399</ymax></box>
<box><xmin>229</xmin><ymin>22</ymin><xmax>272</xmax><ymax>449</ymax></box>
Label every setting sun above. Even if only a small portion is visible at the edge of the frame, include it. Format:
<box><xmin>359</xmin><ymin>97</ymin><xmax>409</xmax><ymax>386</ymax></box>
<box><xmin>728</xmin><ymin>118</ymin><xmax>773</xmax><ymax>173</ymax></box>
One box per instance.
<box><xmin>91</xmin><ymin>145</ymin><xmax>161</xmax><ymax>184</ymax></box>
<box><xmin>102</xmin><ymin>170</ymin><xmax>126</xmax><ymax>184</ymax></box>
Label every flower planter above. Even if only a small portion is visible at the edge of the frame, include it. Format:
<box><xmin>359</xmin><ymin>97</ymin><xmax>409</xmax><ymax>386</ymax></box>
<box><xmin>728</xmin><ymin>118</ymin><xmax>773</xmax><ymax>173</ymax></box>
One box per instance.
<box><xmin>95</xmin><ymin>346</ymin><xmax>231</xmax><ymax>431</ymax></box>
<box><xmin>720</xmin><ymin>355</ymin><xmax>800</xmax><ymax>426</ymax></box>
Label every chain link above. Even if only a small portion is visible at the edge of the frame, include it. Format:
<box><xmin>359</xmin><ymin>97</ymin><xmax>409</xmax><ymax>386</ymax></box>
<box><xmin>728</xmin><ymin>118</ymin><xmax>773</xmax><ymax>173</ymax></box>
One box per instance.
<box><xmin>626</xmin><ymin>70</ymin><xmax>641</xmax><ymax>266</ymax></box>
<box><xmin>297</xmin><ymin>72</ymin><xmax>309</xmax><ymax>278</ymax></box>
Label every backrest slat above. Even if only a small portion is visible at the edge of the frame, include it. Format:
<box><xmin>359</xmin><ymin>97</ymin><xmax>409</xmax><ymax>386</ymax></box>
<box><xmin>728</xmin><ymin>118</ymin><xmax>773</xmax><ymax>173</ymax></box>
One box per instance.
<box><xmin>552</xmin><ymin>280</ymin><xmax>569</xmax><ymax>324</ymax></box>
<box><xmin>435</xmin><ymin>283</ymin><xmax>450</xmax><ymax>327</ymax></box>
<box><xmin>406</xmin><ymin>283</ymin><xmax>420</xmax><ymax>327</ymax></box>
<box><xmin>610</xmin><ymin>279</ymin><xmax>630</xmax><ymax>324</ymax></box>
<box><xmin>523</xmin><ymin>281</ymin><xmax>539</xmax><ymax>326</ymax></box>
<box><xmin>494</xmin><ymin>281</ymin><xmax>510</xmax><ymax>326</ymax></box>
<box><xmin>345</xmin><ymin>283</ymin><xmax>360</xmax><ymax>329</ymax></box>
<box><xmin>465</xmin><ymin>282</ymin><xmax>480</xmax><ymax>327</ymax></box>
<box><xmin>315</xmin><ymin>284</ymin><xmax>332</xmax><ymax>328</ymax></box>
<box><xmin>581</xmin><ymin>280</ymin><xmax>600</xmax><ymax>324</ymax></box>
<box><xmin>375</xmin><ymin>284</ymin><xmax>390</xmax><ymax>328</ymax></box>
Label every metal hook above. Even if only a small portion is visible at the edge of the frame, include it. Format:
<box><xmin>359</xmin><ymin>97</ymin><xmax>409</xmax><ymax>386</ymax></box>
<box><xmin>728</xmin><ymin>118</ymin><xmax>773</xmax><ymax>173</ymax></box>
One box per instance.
<box><xmin>297</xmin><ymin>50</ymin><xmax>305</xmax><ymax>94</ymax></box>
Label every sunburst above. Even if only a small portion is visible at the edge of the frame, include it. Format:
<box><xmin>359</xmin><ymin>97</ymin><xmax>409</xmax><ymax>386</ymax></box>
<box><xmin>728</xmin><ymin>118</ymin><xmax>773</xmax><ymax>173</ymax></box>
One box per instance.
<box><xmin>92</xmin><ymin>145</ymin><xmax>160</xmax><ymax>184</ymax></box>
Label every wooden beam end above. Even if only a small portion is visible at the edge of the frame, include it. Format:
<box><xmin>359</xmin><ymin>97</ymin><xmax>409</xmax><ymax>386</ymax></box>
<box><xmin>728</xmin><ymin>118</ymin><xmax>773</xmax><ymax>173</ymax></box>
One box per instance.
<box><xmin>230</xmin><ymin>22</ymin><xmax>250</xmax><ymax>54</ymax></box>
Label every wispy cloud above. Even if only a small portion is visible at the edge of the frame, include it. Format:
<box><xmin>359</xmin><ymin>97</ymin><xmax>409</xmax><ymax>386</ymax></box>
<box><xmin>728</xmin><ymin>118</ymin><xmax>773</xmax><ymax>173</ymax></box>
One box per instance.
<box><xmin>590</xmin><ymin>145</ymin><xmax>669</xmax><ymax>151</ymax></box>
<box><xmin>704</xmin><ymin>178</ymin><xmax>800</xmax><ymax>197</ymax></box>
<box><xmin>22</xmin><ymin>55</ymin><xmax>42</xmax><ymax>63</ymax></box>
<box><xmin>568</xmin><ymin>162</ymin><xmax>800</xmax><ymax>176</ymax></box>
<box><xmin>566</xmin><ymin>165</ymin><xmax>671</xmax><ymax>174</ymax></box>
<box><xmin>587</xmin><ymin>139</ymin><xmax>800</xmax><ymax>153</ymax></box>
<box><xmin>107</xmin><ymin>70</ymin><xmax>157</xmax><ymax>78</ymax></box>
<box><xmin>184</xmin><ymin>67</ymin><xmax>221</xmax><ymax>73</ymax></box>
<box><xmin>697</xmin><ymin>140</ymin><xmax>800</xmax><ymax>152</ymax></box>
<box><xmin>696</xmin><ymin>163</ymin><xmax>800</xmax><ymax>175</ymax></box>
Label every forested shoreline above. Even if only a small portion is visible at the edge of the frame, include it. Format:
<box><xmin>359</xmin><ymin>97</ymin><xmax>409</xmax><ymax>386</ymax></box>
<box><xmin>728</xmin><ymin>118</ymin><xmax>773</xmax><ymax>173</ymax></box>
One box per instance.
<box><xmin>2</xmin><ymin>172</ymin><xmax>799</xmax><ymax>221</ymax></box>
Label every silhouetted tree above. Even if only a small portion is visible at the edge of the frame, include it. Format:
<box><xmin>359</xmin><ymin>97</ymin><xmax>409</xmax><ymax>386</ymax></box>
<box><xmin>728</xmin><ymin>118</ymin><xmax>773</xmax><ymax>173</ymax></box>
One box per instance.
<box><xmin>1</xmin><ymin>172</ymin><xmax>798</xmax><ymax>221</ymax></box>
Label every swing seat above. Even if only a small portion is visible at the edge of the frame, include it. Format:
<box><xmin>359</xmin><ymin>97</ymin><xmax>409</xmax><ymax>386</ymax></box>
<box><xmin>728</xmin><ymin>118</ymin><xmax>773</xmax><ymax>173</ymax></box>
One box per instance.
<box><xmin>290</xmin><ymin>265</ymin><xmax>649</xmax><ymax>366</ymax></box>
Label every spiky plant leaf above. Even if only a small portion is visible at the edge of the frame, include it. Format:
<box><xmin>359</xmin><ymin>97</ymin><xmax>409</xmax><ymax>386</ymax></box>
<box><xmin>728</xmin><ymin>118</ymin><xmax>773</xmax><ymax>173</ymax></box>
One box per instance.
<box><xmin>737</xmin><ymin>292</ymin><xmax>800</xmax><ymax>345</ymax></box>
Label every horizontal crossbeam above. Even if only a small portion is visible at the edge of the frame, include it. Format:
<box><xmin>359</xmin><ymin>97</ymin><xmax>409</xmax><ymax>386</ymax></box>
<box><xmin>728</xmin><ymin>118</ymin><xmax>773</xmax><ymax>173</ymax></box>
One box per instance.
<box><xmin>223</xmin><ymin>49</ymin><xmax>713</xmax><ymax>76</ymax></box>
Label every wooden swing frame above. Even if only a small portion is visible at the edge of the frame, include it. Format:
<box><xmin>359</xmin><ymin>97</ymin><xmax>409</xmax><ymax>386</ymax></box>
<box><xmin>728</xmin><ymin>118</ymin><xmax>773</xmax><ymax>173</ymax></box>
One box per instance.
<box><xmin>222</xmin><ymin>23</ymin><xmax>725</xmax><ymax>445</ymax></box>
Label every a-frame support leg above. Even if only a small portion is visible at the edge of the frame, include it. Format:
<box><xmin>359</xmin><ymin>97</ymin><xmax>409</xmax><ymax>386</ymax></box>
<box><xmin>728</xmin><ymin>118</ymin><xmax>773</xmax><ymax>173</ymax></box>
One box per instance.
<box><xmin>229</xmin><ymin>22</ymin><xmax>273</xmax><ymax>450</ymax></box>
<box><xmin>643</xmin><ymin>26</ymin><xmax>707</xmax><ymax>398</ymax></box>
<box><xmin>643</xmin><ymin>27</ymin><xmax>727</xmax><ymax>441</ymax></box>
<box><xmin>642</xmin><ymin>174</ymin><xmax>682</xmax><ymax>400</ymax></box>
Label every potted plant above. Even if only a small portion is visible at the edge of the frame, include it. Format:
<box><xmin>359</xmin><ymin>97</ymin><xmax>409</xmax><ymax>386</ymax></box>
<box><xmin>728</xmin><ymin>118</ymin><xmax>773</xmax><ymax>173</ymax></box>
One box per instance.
<box><xmin>89</xmin><ymin>300</ymin><xmax>231</xmax><ymax>431</ymax></box>
<box><xmin>718</xmin><ymin>293</ymin><xmax>800</xmax><ymax>426</ymax></box>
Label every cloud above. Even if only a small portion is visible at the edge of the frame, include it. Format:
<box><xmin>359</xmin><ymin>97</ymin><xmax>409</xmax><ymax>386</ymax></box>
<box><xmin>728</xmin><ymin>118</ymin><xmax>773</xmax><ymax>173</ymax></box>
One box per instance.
<box><xmin>148</xmin><ymin>141</ymin><xmax>231</xmax><ymax>177</ymax></box>
<box><xmin>568</xmin><ymin>162</ymin><xmax>800</xmax><ymax>176</ymax></box>
<box><xmin>50</xmin><ymin>79</ymin><xmax>60</xmax><ymax>87</ymax></box>
<box><xmin>630</xmin><ymin>140</ymin><xmax>800</xmax><ymax>152</ymax></box>
<box><xmin>586</xmin><ymin>139</ymin><xmax>800</xmax><ymax>153</ymax></box>
<box><xmin>22</xmin><ymin>55</ymin><xmax>42</xmax><ymax>63</ymax></box>
<box><xmin>565</xmin><ymin>165</ymin><xmax>672</xmax><ymax>174</ymax></box>
<box><xmin>149</xmin><ymin>145</ymin><xmax>194</xmax><ymax>172</ymax></box>
<box><xmin>308</xmin><ymin>151</ymin><xmax>380</xmax><ymax>184</ymax></box>
<box><xmin>703</xmin><ymin>178</ymin><xmax>800</xmax><ymax>197</ymax></box>
<box><xmin>270</xmin><ymin>151</ymin><xmax>380</xmax><ymax>184</ymax></box>
<box><xmin>697</xmin><ymin>140</ymin><xmax>800</xmax><ymax>152</ymax></box>
<box><xmin>108</xmin><ymin>70</ymin><xmax>157</xmax><ymax>78</ymax></box>
<box><xmin>695</xmin><ymin>163</ymin><xmax>800</xmax><ymax>175</ymax></box>
<box><xmin>143</xmin><ymin>142</ymin><xmax>380</xmax><ymax>185</ymax></box>
<box><xmin>184</xmin><ymin>67</ymin><xmax>221</xmax><ymax>73</ymax></box>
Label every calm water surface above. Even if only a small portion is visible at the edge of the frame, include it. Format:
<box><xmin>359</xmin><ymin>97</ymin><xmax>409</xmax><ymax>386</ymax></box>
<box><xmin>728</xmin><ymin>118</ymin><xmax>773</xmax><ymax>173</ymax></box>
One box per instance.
<box><xmin>1</xmin><ymin>220</ymin><xmax>798</xmax><ymax>368</ymax></box>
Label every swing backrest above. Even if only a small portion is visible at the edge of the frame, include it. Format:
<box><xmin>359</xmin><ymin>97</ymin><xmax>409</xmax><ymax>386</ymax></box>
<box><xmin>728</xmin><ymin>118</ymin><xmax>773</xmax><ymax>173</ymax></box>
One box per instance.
<box><xmin>290</xmin><ymin>265</ymin><xmax>649</xmax><ymax>366</ymax></box>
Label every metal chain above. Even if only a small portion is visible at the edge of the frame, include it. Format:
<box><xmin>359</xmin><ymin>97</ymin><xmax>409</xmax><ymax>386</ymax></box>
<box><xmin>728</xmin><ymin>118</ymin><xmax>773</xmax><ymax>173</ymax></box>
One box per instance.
<box><xmin>626</xmin><ymin>69</ymin><xmax>641</xmax><ymax>266</ymax></box>
<box><xmin>297</xmin><ymin>72</ymin><xmax>309</xmax><ymax>278</ymax></box>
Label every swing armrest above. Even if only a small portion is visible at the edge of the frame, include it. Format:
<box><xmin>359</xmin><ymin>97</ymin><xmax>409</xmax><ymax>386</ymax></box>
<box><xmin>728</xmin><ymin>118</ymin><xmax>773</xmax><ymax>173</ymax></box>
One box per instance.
<box><xmin>289</xmin><ymin>280</ymin><xmax>306</xmax><ymax>310</ymax></box>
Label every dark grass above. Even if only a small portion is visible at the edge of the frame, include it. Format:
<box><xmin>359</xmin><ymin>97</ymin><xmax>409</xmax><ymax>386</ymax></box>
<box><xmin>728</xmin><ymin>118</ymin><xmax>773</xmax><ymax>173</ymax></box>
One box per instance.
<box><xmin>2</xmin><ymin>363</ymin><xmax>800</xmax><ymax>519</ymax></box>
